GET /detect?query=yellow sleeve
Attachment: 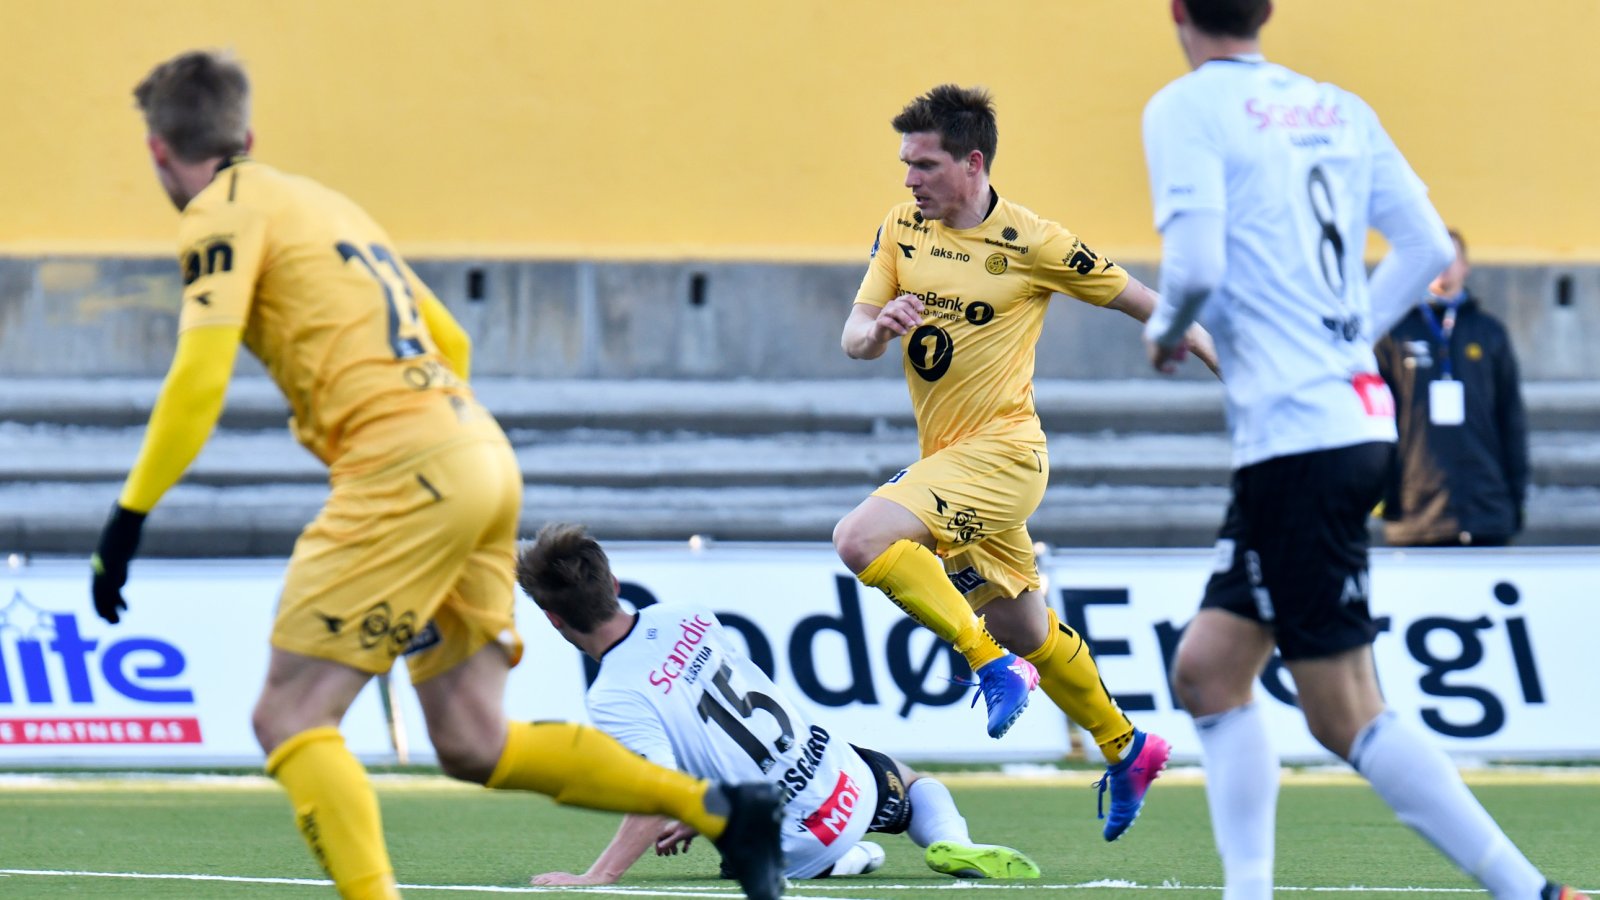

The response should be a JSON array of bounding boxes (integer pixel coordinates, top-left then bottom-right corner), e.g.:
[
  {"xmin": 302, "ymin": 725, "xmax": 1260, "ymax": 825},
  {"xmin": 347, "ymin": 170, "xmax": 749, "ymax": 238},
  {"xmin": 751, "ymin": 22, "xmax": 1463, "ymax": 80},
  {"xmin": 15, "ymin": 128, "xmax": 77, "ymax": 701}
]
[
  {"xmin": 1033, "ymin": 221, "xmax": 1129, "ymax": 307},
  {"xmin": 851, "ymin": 212, "xmax": 901, "ymax": 309},
  {"xmin": 418, "ymin": 294, "xmax": 471, "ymax": 379},
  {"xmin": 118, "ymin": 325, "xmax": 243, "ymax": 513}
]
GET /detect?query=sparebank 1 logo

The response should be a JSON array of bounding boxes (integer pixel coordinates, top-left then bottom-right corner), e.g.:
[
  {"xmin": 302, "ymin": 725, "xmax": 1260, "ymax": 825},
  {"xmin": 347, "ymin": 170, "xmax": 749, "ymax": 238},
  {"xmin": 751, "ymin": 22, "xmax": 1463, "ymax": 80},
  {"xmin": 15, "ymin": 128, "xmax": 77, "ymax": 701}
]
[{"xmin": 0, "ymin": 590, "xmax": 194, "ymax": 706}]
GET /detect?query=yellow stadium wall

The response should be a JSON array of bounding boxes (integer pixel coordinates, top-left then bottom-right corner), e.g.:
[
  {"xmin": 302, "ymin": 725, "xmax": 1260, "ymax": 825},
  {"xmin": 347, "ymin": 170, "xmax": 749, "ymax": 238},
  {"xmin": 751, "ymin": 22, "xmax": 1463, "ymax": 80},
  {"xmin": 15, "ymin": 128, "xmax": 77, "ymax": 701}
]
[{"xmin": 3, "ymin": 0, "xmax": 1597, "ymax": 262}]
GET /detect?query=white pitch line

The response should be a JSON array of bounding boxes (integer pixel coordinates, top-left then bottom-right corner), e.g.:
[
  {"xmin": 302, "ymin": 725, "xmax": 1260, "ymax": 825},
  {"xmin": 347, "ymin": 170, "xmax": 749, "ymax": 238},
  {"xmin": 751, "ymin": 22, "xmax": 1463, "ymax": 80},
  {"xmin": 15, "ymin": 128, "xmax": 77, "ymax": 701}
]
[
  {"xmin": 6, "ymin": 869, "xmax": 1589, "ymax": 896},
  {"xmin": 0, "ymin": 869, "xmax": 874, "ymax": 899},
  {"xmin": 751, "ymin": 884, "xmax": 1490, "ymax": 894}
]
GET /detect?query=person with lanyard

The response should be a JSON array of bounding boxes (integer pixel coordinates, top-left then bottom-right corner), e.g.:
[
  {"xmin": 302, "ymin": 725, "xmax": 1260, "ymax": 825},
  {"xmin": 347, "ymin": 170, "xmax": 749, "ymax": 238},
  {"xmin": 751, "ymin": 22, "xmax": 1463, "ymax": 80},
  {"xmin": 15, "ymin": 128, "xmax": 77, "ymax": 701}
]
[{"xmin": 1375, "ymin": 229, "xmax": 1529, "ymax": 547}]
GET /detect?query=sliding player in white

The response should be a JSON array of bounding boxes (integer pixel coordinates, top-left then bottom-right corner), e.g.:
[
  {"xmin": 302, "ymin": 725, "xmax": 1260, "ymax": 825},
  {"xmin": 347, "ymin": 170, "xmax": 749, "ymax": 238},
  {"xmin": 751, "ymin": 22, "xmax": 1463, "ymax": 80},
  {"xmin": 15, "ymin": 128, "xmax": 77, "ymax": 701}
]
[
  {"xmin": 516, "ymin": 523, "xmax": 1040, "ymax": 886},
  {"xmin": 1142, "ymin": 3, "xmax": 1588, "ymax": 899}
]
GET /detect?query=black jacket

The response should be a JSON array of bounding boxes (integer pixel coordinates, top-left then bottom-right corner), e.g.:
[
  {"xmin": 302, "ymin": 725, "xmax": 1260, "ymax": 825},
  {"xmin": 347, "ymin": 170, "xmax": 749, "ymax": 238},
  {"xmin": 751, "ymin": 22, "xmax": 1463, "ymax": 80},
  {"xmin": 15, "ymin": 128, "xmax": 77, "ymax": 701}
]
[{"xmin": 1374, "ymin": 296, "xmax": 1528, "ymax": 545}]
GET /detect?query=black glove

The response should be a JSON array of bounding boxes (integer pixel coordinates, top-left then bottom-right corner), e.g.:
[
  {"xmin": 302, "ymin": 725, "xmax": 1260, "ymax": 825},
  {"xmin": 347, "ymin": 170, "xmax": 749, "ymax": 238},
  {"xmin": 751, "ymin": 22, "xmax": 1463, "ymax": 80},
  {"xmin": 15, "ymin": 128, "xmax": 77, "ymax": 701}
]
[{"xmin": 91, "ymin": 504, "xmax": 147, "ymax": 624}]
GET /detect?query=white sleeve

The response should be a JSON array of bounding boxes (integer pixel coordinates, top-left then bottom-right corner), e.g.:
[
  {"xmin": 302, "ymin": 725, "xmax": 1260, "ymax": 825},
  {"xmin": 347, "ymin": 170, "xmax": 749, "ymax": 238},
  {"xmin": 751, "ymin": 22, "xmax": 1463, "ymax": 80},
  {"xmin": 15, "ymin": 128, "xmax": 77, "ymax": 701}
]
[
  {"xmin": 1145, "ymin": 210, "xmax": 1227, "ymax": 347},
  {"xmin": 1143, "ymin": 85, "xmax": 1227, "ymax": 230},
  {"xmin": 587, "ymin": 689, "xmax": 679, "ymax": 770},
  {"xmin": 1362, "ymin": 104, "xmax": 1453, "ymax": 340}
]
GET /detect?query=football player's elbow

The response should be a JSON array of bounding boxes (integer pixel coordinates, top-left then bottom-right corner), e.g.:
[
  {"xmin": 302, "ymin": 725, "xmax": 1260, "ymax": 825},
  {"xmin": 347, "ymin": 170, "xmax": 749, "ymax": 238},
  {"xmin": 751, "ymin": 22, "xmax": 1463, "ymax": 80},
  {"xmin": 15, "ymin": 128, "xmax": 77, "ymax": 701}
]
[{"xmin": 1426, "ymin": 230, "xmax": 1456, "ymax": 276}]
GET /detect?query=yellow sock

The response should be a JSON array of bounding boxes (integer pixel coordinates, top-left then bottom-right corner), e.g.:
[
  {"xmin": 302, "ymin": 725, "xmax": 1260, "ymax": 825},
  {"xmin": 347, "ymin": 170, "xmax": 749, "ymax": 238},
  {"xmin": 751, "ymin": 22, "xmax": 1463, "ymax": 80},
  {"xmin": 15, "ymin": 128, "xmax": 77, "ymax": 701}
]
[
  {"xmin": 1024, "ymin": 608, "xmax": 1136, "ymax": 763},
  {"xmin": 486, "ymin": 721, "xmax": 730, "ymax": 840},
  {"xmin": 265, "ymin": 727, "xmax": 398, "ymax": 900},
  {"xmin": 859, "ymin": 539, "xmax": 1005, "ymax": 670}
]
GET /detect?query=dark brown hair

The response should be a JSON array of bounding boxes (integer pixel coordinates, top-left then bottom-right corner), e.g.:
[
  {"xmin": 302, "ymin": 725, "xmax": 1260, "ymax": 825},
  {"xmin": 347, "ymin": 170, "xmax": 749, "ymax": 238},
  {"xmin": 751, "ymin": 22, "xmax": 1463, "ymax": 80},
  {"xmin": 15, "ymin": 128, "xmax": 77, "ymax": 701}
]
[
  {"xmin": 892, "ymin": 84, "xmax": 998, "ymax": 172},
  {"xmin": 1182, "ymin": 0, "xmax": 1272, "ymax": 38},
  {"xmin": 515, "ymin": 523, "xmax": 622, "ymax": 634}
]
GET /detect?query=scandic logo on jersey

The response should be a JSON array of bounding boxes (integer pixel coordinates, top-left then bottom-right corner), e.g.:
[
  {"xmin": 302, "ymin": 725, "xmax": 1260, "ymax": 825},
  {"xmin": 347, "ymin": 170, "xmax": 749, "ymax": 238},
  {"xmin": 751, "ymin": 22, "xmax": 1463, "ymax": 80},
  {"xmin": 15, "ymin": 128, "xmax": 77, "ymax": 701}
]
[
  {"xmin": 647, "ymin": 614, "xmax": 716, "ymax": 694},
  {"xmin": 801, "ymin": 771, "xmax": 862, "ymax": 846},
  {"xmin": 1245, "ymin": 98, "xmax": 1344, "ymax": 131}
]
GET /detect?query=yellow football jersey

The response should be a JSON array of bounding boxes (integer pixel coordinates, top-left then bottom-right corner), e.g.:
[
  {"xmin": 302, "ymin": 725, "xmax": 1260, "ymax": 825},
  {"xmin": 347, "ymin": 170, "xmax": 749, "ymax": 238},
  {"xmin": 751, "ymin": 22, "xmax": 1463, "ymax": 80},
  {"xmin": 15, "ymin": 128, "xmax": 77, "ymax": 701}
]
[
  {"xmin": 854, "ymin": 192, "xmax": 1130, "ymax": 455},
  {"xmin": 175, "ymin": 159, "xmax": 493, "ymax": 476}
]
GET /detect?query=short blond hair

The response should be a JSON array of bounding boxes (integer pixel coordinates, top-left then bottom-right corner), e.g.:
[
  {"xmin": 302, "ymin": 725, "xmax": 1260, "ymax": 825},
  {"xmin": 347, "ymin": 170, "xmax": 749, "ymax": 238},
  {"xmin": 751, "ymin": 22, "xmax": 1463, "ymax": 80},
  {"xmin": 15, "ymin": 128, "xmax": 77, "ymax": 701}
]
[{"xmin": 133, "ymin": 50, "xmax": 250, "ymax": 162}]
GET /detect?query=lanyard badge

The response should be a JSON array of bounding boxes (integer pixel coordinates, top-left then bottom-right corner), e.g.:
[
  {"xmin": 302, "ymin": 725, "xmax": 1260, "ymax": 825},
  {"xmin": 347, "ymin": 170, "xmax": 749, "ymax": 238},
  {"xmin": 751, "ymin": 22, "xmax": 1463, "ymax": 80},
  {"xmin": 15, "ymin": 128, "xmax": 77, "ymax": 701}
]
[{"xmin": 1420, "ymin": 300, "xmax": 1463, "ymax": 425}]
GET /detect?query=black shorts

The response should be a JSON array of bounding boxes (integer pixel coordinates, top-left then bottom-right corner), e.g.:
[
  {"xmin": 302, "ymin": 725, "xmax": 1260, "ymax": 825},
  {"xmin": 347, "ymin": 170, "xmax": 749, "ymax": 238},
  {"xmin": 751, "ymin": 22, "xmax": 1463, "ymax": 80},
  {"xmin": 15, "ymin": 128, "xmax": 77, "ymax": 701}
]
[
  {"xmin": 850, "ymin": 744, "xmax": 911, "ymax": 835},
  {"xmin": 1201, "ymin": 441, "xmax": 1392, "ymax": 661}
]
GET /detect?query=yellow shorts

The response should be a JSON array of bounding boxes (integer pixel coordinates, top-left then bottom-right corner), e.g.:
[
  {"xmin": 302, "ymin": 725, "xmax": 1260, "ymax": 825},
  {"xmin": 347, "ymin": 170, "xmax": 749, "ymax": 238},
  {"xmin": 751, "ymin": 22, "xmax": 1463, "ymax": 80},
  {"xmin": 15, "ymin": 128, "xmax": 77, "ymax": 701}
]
[
  {"xmin": 272, "ymin": 435, "xmax": 525, "ymax": 684},
  {"xmin": 871, "ymin": 432, "xmax": 1048, "ymax": 608}
]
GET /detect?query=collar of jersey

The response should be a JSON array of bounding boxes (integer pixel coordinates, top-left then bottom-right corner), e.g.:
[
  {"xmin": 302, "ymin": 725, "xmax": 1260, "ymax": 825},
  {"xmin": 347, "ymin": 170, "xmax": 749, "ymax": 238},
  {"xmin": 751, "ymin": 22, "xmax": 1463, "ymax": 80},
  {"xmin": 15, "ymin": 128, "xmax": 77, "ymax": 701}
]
[
  {"xmin": 1207, "ymin": 53, "xmax": 1266, "ymax": 65},
  {"xmin": 598, "ymin": 612, "xmax": 640, "ymax": 660}
]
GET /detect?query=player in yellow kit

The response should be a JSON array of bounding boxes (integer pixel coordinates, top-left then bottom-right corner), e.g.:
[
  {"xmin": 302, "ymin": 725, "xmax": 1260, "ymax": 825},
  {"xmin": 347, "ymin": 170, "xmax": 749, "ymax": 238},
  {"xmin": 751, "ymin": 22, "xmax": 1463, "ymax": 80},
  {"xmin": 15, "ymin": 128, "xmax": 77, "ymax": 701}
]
[
  {"xmin": 833, "ymin": 84, "xmax": 1217, "ymax": 841},
  {"xmin": 88, "ymin": 50, "xmax": 782, "ymax": 900}
]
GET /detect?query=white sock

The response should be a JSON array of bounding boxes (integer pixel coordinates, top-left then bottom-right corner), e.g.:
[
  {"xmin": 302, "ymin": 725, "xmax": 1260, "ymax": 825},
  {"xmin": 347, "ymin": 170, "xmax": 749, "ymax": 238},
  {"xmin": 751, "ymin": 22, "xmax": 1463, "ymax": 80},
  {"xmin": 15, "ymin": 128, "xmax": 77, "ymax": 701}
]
[
  {"xmin": 907, "ymin": 778, "xmax": 971, "ymax": 847},
  {"xmin": 1194, "ymin": 702, "xmax": 1277, "ymax": 900},
  {"xmin": 828, "ymin": 841, "xmax": 886, "ymax": 877},
  {"xmin": 1350, "ymin": 711, "xmax": 1545, "ymax": 900}
]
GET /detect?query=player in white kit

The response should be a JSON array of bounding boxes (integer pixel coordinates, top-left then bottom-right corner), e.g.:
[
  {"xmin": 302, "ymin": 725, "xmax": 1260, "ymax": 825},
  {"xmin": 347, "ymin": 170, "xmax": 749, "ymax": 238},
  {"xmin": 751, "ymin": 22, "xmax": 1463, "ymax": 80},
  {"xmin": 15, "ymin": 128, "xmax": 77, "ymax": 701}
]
[
  {"xmin": 515, "ymin": 523, "xmax": 1040, "ymax": 886},
  {"xmin": 1140, "ymin": 3, "xmax": 1588, "ymax": 900}
]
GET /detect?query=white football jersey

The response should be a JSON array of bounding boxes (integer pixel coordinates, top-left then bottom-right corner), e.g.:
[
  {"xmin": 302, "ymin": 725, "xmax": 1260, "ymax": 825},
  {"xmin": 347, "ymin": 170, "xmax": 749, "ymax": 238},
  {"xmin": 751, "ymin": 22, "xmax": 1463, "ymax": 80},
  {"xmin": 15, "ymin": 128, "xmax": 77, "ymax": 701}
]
[
  {"xmin": 1143, "ymin": 57, "xmax": 1430, "ymax": 468},
  {"xmin": 587, "ymin": 602, "xmax": 876, "ymax": 879}
]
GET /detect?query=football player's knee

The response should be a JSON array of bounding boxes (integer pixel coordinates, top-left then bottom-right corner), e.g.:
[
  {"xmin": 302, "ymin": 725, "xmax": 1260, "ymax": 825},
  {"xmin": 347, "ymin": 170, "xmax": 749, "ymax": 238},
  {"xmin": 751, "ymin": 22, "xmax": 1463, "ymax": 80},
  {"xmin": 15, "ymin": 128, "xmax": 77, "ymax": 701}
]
[
  {"xmin": 250, "ymin": 707, "xmax": 277, "ymax": 754},
  {"xmin": 832, "ymin": 518, "xmax": 878, "ymax": 573},
  {"xmin": 1170, "ymin": 651, "xmax": 1220, "ymax": 715},
  {"xmin": 252, "ymin": 701, "xmax": 298, "ymax": 755},
  {"xmin": 433, "ymin": 732, "xmax": 498, "ymax": 784}
]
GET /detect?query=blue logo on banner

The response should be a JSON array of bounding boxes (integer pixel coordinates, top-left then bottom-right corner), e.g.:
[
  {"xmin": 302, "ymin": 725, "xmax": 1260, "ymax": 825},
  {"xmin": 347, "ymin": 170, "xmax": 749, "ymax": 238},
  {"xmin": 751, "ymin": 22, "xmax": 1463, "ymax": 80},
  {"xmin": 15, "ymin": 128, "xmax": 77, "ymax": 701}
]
[{"xmin": 0, "ymin": 591, "xmax": 194, "ymax": 705}]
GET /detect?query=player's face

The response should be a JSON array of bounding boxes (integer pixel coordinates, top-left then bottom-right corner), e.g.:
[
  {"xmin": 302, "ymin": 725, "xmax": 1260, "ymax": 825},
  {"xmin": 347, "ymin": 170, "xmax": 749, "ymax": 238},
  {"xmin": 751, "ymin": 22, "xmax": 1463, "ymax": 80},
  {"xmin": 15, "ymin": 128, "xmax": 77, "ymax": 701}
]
[
  {"xmin": 145, "ymin": 135, "xmax": 193, "ymax": 211},
  {"xmin": 900, "ymin": 132, "xmax": 974, "ymax": 221}
]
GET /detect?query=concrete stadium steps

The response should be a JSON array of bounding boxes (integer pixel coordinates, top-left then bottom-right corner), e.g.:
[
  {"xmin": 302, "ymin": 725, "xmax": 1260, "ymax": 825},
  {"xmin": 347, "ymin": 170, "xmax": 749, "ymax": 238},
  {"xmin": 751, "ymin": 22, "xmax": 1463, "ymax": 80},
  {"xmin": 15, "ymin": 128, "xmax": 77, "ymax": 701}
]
[
  {"xmin": 6, "ymin": 424, "xmax": 1600, "ymax": 490},
  {"xmin": 7, "ymin": 377, "xmax": 1600, "ymax": 432},
  {"xmin": 3, "ymin": 377, "xmax": 1598, "ymax": 556},
  {"xmin": 5, "ymin": 478, "xmax": 1597, "ymax": 558}
]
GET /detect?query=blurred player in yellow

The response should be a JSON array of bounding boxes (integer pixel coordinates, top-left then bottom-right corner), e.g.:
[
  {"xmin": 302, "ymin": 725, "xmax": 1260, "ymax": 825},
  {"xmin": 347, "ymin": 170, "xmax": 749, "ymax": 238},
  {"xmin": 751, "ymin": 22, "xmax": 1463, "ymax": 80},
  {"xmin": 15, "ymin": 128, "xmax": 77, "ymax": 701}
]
[
  {"xmin": 834, "ymin": 84, "xmax": 1216, "ymax": 841},
  {"xmin": 88, "ymin": 50, "xmax": 783, "ymax": 900}
]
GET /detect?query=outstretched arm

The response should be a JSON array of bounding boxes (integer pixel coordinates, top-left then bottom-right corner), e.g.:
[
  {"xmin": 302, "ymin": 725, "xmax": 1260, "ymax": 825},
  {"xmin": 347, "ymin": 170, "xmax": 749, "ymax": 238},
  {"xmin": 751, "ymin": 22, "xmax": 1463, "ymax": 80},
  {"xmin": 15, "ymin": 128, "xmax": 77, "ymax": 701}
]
[{"xmin": 531, "ymin": 813, "xmax": 669, "ymax": 886}]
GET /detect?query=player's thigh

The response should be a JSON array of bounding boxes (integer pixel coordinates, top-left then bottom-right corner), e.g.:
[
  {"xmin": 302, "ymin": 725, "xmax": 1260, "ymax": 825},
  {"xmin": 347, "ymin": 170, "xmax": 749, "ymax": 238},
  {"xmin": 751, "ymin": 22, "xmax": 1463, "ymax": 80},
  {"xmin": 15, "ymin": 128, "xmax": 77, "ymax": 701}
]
[
  {"xmin": 1205, "ymin": 443, "xmax": 1389, "ymax": 663},
  {"xmin": 833, "ymin": 495, "xmax": 936, "ymax": 572},
  {"xmin": 253, "ymin": 647, "xmax": 375, "ymax": 752},
  {"xmin": 412, "ymin": 642, "xmax": 513, "ymax": 777},
  {"xmin": 1171, "ymin": 608, "xmax": 1276, "ymax": 716},
  {"xmin": 873, "ymin": 434, "xmax": 1046, "ymax": 556},
  {"xmin": 274, "ymin": 438, "xmax": 519, "ymax": 676}
]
